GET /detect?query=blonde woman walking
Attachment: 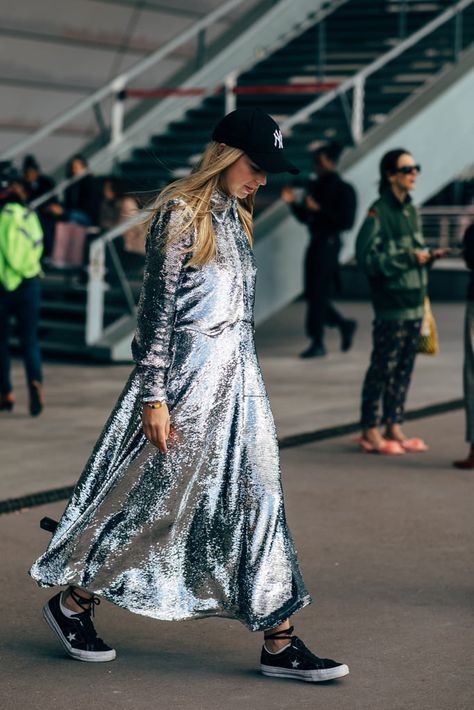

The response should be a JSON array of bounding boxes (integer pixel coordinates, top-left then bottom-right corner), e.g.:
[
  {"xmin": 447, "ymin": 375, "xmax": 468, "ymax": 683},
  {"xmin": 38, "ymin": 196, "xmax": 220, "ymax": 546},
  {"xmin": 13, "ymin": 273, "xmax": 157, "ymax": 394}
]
[{"xmin": 30, "ymin": 109, "xmax": 349, "ymax": 683}]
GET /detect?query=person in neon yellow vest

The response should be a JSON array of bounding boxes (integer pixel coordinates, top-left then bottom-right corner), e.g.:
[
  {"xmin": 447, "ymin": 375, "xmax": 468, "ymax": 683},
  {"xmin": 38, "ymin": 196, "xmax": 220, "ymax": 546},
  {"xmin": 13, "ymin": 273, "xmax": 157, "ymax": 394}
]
[{"xmin": 0, "ymin": 177, "xmax": 44, "ymax": 415}]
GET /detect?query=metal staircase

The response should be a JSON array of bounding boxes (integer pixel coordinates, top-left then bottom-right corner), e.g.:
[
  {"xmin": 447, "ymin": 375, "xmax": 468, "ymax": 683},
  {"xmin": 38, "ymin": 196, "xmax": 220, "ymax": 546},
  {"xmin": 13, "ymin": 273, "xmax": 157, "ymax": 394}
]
[
  {"xmin": 119, "ymin": 0, "xmax": 466, "ymax": 213},
  {"xmin": 4, "ymin": 0, "xmax": 474, "ymax": 359}
]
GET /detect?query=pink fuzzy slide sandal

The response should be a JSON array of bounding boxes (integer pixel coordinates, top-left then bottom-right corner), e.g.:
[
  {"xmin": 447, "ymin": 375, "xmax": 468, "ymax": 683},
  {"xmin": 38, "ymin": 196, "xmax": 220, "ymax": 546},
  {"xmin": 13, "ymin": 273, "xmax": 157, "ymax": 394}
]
[
  {"xmin": 356, "ymin": 438, "xmax": 405, "ymax": 455},
  {"xmin": 398, "ymin": 437, "xmax": 428, "ymax": 453}
]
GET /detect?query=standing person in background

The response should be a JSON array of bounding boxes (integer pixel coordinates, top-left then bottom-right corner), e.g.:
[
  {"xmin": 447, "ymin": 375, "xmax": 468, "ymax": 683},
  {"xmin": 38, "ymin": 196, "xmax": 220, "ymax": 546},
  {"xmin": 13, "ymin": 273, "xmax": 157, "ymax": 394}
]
[
  {"xmin": 99, "ymin": 177, "xmax": 124, "ymax": 233},
  {"xmin": 0, "ymin": 178, "xmax": 44, "ymax": 415},
  {"xmin": 99, "ymin": 177, "xmax": 144, "ymax": 280},
  {"xmin": 281, "ymin": 141, "xmax": 357, "ymax": 358},
  {"xmin": 64, "ymin": 154, "xmax": 100, "ymax": 227},
  {"xmin": 355, "ymin": 149, "xmax": 447, "ymax": 455},
  {"xmin": 22, "ymin": 155, "xmax": 62, "ymax": 259},
  {"xmin": 99, "ymin": 177, "xmax": 144, "ymax": 256},
  {"xmin": 453, "ymin": 221, "xmax": 474, "ymax": 469}
]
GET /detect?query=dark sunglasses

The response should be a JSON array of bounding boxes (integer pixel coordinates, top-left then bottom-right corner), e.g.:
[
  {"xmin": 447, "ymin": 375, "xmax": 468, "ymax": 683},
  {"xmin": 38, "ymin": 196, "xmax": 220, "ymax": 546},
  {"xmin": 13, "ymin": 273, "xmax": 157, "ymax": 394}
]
[{"xmin": 396, "ymin": 165, "xmax": 421, "ymax": 175}]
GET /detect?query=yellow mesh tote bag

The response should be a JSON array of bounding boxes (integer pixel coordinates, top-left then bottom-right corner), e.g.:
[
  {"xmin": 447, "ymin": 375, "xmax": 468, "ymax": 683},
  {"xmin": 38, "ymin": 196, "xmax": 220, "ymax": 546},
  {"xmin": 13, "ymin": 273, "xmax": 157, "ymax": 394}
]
[{"xmin": 418, "ymin": 297, "xmax": 439, "ymax": 355}]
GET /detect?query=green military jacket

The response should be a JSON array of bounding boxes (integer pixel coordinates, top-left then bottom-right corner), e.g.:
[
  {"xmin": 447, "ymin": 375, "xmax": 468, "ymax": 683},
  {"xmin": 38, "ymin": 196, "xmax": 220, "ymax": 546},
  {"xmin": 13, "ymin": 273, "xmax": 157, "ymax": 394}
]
[
  {"xmin": 0, "ymin": 202, "xmax": 43, "ymax": 291},
  {"xmin": 355, "ymin": 189, "xmax": 427, "ymax": 320}
]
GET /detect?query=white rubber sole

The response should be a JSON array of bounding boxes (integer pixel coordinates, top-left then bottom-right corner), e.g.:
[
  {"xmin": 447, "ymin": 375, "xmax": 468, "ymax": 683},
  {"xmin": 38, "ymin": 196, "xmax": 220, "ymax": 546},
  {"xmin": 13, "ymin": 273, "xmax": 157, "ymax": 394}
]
[
  {"xmin": 42, "ymin": 603, "xmax": 116, "ymax": 662},
  {"xmin": 261, "ymin": 663, "xmax": 350, "ymax": 682}
]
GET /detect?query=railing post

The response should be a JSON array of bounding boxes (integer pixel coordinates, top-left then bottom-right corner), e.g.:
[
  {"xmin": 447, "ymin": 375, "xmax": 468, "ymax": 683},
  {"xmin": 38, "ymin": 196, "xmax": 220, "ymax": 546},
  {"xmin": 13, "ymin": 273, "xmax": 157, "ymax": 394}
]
[
  {"xmin": 86, "ymin": 239, "xmax": 106, "ymax": 345},
  {"xmin": 225, "ymin": 72, "xmax": 238, "ymax": 114},
  {"xmin": 439, "ymin": 216, "xmax": 450, "ymax": 249},
  {"xmin": 317, "ymin": 20, "xmax": 326, "ymax": 79},
  {"xmin": 351, "ymin": 75, "xmax": 365, "ymax": 145},
  {"xmin": 110, "ymin": 78, "xmax": 126, "ymax": 148},
  {"xmin": 398, "ymin": 0, "xmax": 408, "ymax": 39},
  {"xmin": 454, "ymin": 10, "xmax": 463, "ymax": 61},
  {"xmin": 196, "ymin": 28, "xmax": 207, "ymax": 69}
]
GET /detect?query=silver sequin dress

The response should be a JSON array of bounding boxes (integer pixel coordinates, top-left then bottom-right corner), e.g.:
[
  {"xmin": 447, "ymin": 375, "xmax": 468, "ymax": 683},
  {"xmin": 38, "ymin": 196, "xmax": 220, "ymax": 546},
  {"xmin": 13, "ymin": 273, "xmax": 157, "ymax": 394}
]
[{"xmin": 30, "ymin": 191, "xmax": 311, "ymax": 631}]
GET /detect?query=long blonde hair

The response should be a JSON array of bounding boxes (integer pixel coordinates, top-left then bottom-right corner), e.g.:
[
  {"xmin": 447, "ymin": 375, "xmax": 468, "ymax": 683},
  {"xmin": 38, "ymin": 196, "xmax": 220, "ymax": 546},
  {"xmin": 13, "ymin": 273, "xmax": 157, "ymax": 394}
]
[{"xmin": 146, "ymin": 142, "xmax": 255, "ymax": 267}]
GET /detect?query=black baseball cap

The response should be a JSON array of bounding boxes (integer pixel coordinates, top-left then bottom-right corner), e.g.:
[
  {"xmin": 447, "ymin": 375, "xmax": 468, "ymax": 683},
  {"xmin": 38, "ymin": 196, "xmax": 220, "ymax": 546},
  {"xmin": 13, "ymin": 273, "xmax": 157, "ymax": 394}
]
[{"xmin": 212, "ymin": 108, "xmax": 299, "ymax": 175}]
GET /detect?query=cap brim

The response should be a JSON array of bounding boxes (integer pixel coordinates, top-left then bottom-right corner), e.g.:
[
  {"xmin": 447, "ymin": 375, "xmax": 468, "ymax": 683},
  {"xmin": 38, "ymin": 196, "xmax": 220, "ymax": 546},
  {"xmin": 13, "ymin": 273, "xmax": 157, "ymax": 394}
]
[{"xmin": 247, "ymin": 151, "xmax": 300, "ymax": 175}]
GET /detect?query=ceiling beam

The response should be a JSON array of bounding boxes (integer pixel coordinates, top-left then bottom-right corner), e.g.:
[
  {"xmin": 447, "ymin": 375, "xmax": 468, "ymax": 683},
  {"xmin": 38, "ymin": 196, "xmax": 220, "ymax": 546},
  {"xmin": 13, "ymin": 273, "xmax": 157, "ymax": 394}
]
[
  {"xmin": 0, "ymin": 25, "xmax": 198, "ymax": 59},
  {"xmin": 0, "ymin": 76, "xmax": 95, "ymax": 94},
  {"xmin": 0, "ymin": 120, "xmax": 95, "ymax": 138},
  {"xmin": 86, "ymin": 0, "xmax": 207, "ymax": 20}
]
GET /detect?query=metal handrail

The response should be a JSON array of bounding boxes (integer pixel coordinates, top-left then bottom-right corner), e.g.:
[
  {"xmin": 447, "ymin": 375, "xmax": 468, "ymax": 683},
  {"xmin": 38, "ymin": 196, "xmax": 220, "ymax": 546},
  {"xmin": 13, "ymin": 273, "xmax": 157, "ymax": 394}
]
[
  {"xmin": 420, "ymin": 206, "xmax": 474, "ymax": 252},
  {"xmin": 26, "ymin": 0, "xmax": 347, "ymax": 215},
  {"xmin": 0, "ymin": 0, "xmax": 247, "ymax": 163},
  {"xmin": 281, "ymin": 0, "xmax": 474, "ymax": 134}
]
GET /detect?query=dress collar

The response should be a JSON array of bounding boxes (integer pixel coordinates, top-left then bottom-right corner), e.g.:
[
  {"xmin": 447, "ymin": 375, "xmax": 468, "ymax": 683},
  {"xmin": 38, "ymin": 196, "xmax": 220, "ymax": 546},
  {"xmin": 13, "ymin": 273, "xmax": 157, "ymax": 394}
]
[{"xmin": 211, "ymin": 189, "xmax": 237, "ymax": 212}]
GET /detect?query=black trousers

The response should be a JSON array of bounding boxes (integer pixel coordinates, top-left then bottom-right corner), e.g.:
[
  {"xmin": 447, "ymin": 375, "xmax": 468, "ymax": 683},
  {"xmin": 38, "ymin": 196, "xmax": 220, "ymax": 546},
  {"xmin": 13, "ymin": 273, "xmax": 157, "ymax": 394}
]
[
  {"xmin": 304, "ymin": 238, "xmax": 345, "ymax": 345},
  {"xmin": 0, "ymin": 277, "xmax": 42, "ymax": 394},
  {"xmin": 360, "ymin": 318, "xmax": 422, "ymax": 428}
]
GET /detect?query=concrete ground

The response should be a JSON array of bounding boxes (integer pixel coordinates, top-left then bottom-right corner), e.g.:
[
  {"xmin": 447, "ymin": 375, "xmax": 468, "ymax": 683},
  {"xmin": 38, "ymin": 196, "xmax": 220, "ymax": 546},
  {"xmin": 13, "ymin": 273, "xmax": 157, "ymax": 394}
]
[
  {"xmin": 1, "ymin": 300, "xmax": 472, "ymax": 709},
  {"xmin": 0, "ymin": 301, "xmax": 465, "ymax": 500},
  {"xmin": 1, "ymin": 411, "xmax": 473, "ymax": 710}
]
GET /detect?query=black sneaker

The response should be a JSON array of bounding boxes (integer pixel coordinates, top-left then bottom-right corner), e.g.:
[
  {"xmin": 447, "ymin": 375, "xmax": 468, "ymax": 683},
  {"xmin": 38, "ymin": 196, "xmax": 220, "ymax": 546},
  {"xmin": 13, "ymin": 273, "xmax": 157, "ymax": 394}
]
[
  {"xmin": 299, "ymin": 343, "xmax": 327, "ymax": 359},
  {"xmin": 261, "ymin": 627, "xmax": 349, "ymax": 682},
  {"xmin": 29, "ymin": 380, "xmax": 44, "ymax": 417},
  {"xmin": 43, "ymin": 591, "xmax": 116, "ymax": 662},
  {"xmin": 340, "ymin": 319, "xmax": 357, "ymax": 352}
]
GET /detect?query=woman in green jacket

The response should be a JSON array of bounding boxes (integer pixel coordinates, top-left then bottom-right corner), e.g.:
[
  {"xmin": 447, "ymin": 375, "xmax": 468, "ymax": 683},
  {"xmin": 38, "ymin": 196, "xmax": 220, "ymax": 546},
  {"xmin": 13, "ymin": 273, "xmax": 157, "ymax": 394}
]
[{"xmin": 355, "ymin": 149, "xmax": 445, "ymax": 454}]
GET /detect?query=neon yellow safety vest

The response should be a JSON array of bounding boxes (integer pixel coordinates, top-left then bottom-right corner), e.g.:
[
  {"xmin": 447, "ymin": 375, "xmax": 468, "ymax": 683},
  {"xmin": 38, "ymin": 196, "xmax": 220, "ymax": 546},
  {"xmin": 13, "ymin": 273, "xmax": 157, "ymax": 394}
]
[{"xmin": 0, "ymin": 202, "xmax": 43, "ymax": 291}]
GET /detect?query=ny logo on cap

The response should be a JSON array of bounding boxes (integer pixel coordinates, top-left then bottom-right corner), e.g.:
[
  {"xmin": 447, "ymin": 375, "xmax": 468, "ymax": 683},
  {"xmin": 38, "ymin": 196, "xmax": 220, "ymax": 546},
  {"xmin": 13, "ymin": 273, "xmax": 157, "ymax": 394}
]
[{"xmin": 273, "ymin": 129, "xmax": 283, "ymax": 149}]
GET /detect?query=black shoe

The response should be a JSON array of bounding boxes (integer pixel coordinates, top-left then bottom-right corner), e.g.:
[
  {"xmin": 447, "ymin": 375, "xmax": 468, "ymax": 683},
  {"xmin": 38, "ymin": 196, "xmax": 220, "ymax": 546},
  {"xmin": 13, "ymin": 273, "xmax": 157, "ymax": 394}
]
[
  {"xmin": 261, "ymin": 626, "xmax": 349, "ymax": 682},
  {"xmin": 340, "ymin": 319, "xmax": 357, "ymax": 352},
  {"xmin": 299, "ymin": 343, "xmax": 327, "ymax": 359},
  {"xmin": 29, "ymin": 381, "xmax": 44, "ymax": 417},
  {"xmin": 0, "ymin": 392, "xmax": 15, "ymax": 411},
  {"xmin": 43, "ymin": 590, "xmax": 116, "ymax": 662}
]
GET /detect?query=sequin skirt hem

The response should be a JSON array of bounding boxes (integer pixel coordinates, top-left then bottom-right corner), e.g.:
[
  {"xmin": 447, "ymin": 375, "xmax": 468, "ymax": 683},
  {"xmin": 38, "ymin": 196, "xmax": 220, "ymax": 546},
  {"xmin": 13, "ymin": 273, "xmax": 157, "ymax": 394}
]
[{"xmin": 30, "ymin": 569, "xmax": 312, "ymax": 632}]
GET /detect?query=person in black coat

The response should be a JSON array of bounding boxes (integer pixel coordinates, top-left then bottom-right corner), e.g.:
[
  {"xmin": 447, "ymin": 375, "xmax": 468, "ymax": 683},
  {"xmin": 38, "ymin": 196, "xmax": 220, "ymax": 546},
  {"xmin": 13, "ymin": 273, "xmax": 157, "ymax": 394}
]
[
  {"xmin": 282, "ymin": 142, "xmax": 357, "ymax": 357},
  {"xmin": 454, "ymin": 221, "xmax": 474, "ymax": 469},
  {"xmin": 63, "ymin": 154, "xmax": 101, "ymax": 227},
  {"xmin": 23, "ymin": 155, "xmax": 62, "ymax": 259}
]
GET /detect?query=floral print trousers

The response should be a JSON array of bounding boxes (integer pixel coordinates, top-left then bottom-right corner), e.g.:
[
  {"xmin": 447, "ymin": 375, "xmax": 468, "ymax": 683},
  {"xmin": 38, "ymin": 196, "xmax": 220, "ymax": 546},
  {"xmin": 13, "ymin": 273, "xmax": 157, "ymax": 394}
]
[{"xmin": 360, "ymin": 318, "xmax": 422, "ymax": 428}]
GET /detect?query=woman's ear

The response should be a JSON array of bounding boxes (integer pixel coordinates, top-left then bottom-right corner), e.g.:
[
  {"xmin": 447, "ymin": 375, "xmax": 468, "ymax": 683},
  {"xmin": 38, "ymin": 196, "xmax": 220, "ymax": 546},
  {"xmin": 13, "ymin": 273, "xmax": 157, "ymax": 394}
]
[{"xmin": 217, "ymin": 143, "xmax": 227, "ymax": 153}]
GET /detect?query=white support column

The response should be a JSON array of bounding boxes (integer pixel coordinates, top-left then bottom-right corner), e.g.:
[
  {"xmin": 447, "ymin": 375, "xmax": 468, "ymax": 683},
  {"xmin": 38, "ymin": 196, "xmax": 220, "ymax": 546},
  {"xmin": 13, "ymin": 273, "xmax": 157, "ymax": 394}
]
[
  {"xmin": 86, "ymin": 239, "xmax": 106, "ymax": 345},
  {"xmin": 110, "ymin": 78, "xmax": 126, "ymax": 148},
  {"xmin": 224, "ymin": 72, "xmax": 238, "ymax": 114},
  {"xmin": 351, "ymin": 75, "xmax": 365, "ymax": 145}
]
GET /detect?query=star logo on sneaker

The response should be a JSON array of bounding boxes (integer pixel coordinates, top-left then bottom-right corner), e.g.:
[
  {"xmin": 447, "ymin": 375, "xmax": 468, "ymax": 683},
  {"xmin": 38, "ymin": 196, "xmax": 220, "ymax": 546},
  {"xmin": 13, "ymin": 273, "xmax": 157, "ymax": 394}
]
[
  {"xmin": 291, "ymin": 659, "xmax": 300, "ymax": 668},
  {"xmin": 67, "ymin": 632, "xmax": 77, "ymax": 642}
]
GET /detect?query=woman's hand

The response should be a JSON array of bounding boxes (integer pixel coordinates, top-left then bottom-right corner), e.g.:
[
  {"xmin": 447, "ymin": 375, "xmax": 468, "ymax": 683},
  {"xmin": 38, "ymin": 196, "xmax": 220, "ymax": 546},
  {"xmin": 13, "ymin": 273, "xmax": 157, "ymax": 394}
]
[
  {"xmin": 414, "ymin": 249, "xmax": 432, "ymax": 265},
  {"xmin": 142, "ymin": 403, "xmax": 170, "ymax": 453}
]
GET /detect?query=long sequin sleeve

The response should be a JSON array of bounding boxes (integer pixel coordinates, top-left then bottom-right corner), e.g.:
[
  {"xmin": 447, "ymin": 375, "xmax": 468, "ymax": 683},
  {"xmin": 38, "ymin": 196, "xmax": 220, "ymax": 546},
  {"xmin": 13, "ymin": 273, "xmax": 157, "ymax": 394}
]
[{"xmin": 131, "ymin": 204, "xmax": 192, "ymax": 402}]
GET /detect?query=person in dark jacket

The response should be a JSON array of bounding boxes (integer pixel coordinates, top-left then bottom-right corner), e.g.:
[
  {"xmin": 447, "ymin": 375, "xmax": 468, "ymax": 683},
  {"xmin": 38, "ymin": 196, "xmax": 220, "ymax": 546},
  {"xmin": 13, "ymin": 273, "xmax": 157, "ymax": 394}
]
[
  {"xmin": 23, "ymin": 155, "xmax": 62, "ymax": 259},
  {"xmin": 355, "ymin": 149, "xmax": 447, "ymax": 455},
  {"xmin": 453, "ymin": 221, "xmax": 474, "ymax": 469},
  {"xmin": 282, "ymin": 142, "xmax": 357, "ymax": 357},
  {"xmin": 63, "ymin": 154, "xmax": 100, "ymax": 227}
]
